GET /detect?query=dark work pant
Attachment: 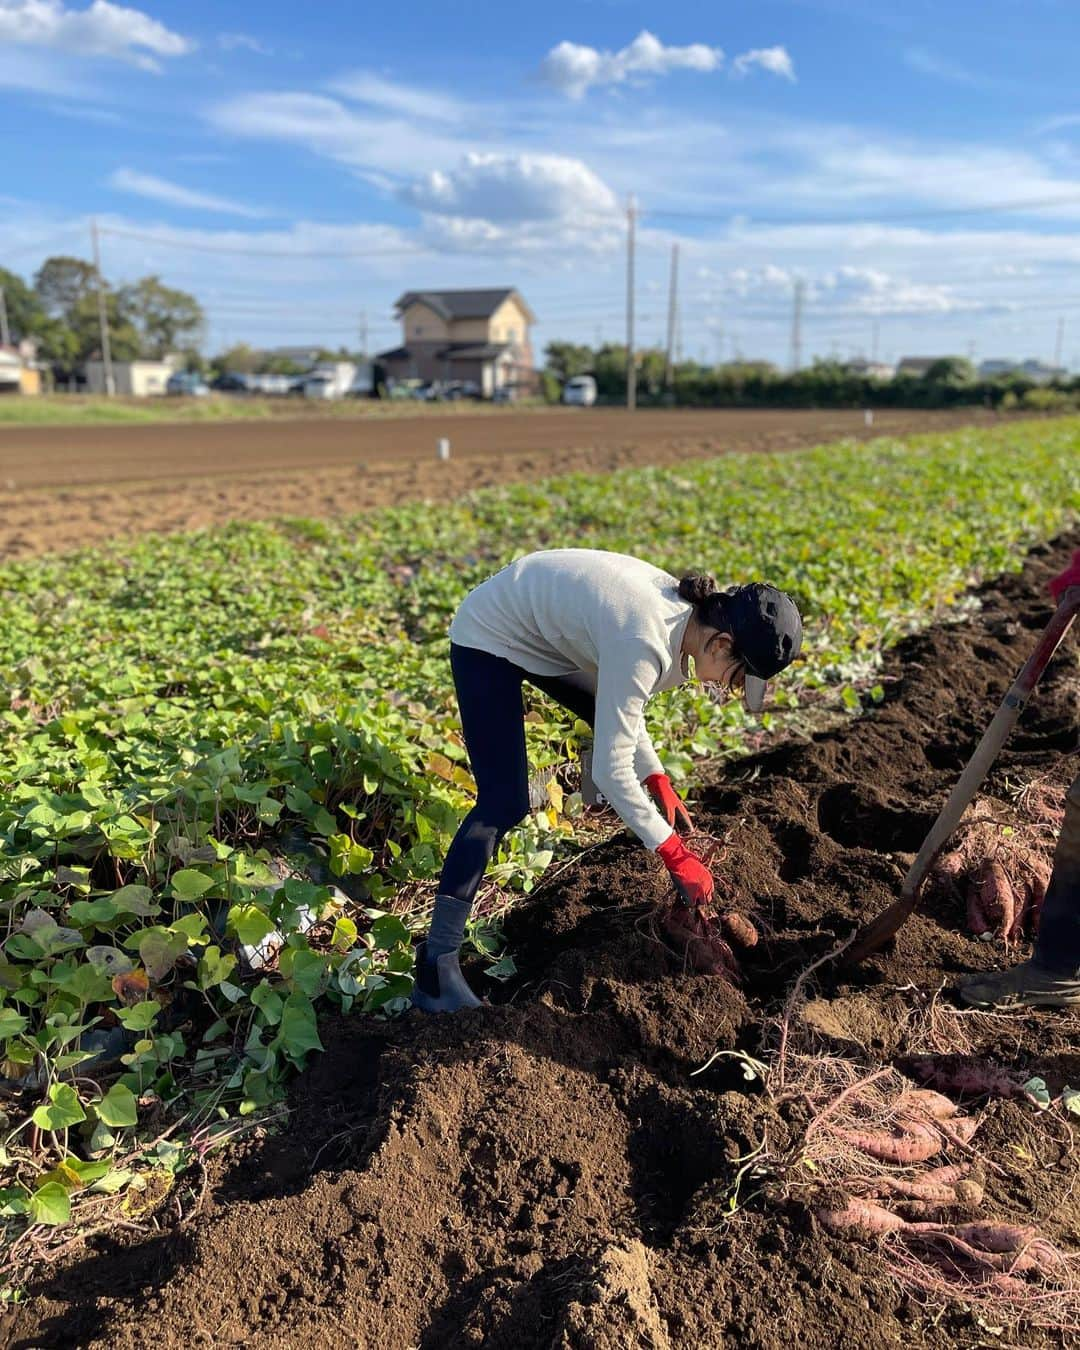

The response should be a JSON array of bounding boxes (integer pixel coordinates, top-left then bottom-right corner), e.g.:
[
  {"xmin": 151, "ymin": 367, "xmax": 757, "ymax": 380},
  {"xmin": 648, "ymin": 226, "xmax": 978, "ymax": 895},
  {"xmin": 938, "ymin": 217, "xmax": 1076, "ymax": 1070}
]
[
  {"xmin": 438, "ymin": 643, "xmax": 596, "ymax": 905},
  {"xmin": 1033, "ymin": 769, "xmax": 1080, "ymax": 974}
]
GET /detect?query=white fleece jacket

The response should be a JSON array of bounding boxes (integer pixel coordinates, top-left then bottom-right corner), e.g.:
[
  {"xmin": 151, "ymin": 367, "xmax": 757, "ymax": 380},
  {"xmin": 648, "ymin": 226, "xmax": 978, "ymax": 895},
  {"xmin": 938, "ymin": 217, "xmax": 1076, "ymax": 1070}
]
[{"xmin": 449, "ymin": 548, "xmax": 692, "ymax": 850}]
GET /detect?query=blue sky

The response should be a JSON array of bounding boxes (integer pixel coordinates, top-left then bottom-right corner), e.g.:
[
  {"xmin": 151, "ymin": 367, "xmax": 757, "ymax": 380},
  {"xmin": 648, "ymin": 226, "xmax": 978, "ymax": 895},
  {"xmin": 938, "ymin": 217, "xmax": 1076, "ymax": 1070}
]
[{"xmin": 5, "ymin": 0, "xmax": 1080, "ymax": 367}]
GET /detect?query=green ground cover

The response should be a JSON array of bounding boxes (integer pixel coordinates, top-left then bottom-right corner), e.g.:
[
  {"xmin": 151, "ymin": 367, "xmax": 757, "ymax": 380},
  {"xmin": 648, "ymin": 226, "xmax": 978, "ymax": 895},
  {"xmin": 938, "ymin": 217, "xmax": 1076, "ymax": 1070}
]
[
  {"xmin": 0, "ymin": 419, "xmax": 1077, "ymax": 1246},
  {"xmin": 0, "ymin": 396, "xmax": 547, "ymax": 427}
]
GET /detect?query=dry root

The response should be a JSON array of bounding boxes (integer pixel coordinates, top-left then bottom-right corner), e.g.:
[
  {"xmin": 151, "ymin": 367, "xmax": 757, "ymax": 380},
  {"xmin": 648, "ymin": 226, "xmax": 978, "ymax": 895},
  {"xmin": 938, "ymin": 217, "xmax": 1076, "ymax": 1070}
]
[{"xmin": 927, "ymin": 791, "xmax": 1061, "ymax": 945}]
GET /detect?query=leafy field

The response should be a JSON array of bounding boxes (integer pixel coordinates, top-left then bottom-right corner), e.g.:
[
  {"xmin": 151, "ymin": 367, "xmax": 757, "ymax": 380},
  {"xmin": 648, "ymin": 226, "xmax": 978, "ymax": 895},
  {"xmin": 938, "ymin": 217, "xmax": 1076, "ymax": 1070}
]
[{"xmin": 0, "ymin": 418, "xmax": 1077, "ymax": 1253}]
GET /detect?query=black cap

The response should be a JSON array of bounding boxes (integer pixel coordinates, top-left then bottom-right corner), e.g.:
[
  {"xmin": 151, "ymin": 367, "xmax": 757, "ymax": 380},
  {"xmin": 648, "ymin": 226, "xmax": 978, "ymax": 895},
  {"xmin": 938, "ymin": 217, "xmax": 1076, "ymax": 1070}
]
[{"xmin": 720, "ymin": 583, "xmax": 803, "ymax": 712}]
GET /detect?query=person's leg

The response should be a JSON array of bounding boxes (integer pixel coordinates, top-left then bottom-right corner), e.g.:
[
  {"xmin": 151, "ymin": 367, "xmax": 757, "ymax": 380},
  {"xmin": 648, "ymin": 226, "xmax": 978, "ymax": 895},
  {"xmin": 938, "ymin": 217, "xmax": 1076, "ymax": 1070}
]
[
  {"xmin": 414, "ymin": 644, "xmax": 531, "ymax": 1012},
  {"xmin": 1032, "ymin": 771, "xmax": 1080, "ymax": 972},
  {"xmin": 960, "ymin": 768, "xmax": 1080, "ymax": 1009},
  {"xmin": 527, "ymin": 669, "xmax": 597, "ymax": 728}
]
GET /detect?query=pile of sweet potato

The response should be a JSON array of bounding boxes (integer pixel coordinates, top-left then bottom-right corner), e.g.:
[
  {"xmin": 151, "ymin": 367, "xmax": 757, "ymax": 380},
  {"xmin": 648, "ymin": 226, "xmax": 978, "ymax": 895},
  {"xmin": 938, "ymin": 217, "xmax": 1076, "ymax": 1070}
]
[
  {"xmin": 814, "ymin": 1088, "xmax": 1074, "ymax": 1292},
  {"xmin": 927, "ymin": 789, "xmax": 1062, "ymax": 943}
]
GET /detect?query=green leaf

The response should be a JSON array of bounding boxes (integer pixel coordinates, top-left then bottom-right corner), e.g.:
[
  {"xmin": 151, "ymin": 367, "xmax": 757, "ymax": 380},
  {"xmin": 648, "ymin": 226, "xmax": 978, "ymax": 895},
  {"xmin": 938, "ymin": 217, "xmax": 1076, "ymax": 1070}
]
[
  {"xmin": 0, "ymin": 1186, "xmax": 30, "ymax": 1217},
  {"xmin": 331, "ymin": 916, "xmax": 358, "ymax": 951},
  {"xmin": 32, "ymin": 1082, "xmax": 86, "ymax": 1131},
  {"xmin": 227, "ymin": 903, "xmax": 277, "ymax": 947},
  {"xmin": 171, "ymin": 869, "xmax": 216, "ymax": 901},
  {"xmin": 1062, "ymin": 1086, "xmax": 1080, "ymax": 1117},
  {"xmin": 68, "ymin": 897, "xmax": 119, "ymax": 927},
  {"xmin": 116, "ymin": 1000, "xmax": 160, "ymax": 1031},
  {"xmin": 198, "ymin": 945, "xmax": 237, "ymax": 990},
  {"xmin": 29, "ymin": 1181, "xmax": 70, "ymax": 1226},
  {"xmin": 285, "ymin": 948, "xmax": 327, "ymax": 997},
  {"xmin": 483, "ymin": 953, "xmax": 518, "ymax": 982},
  {"xmin": 370, "ymin": 914, "xmax": 410, "ymax": 951},
  {"xmin": 138, "ymin": 929, "xmax": 188, "ymax": 981},
  {"xmin": 277, "ymin": 993, "xmax": 323, "ymax": 1064},
  {"xmin": 95, "ymin": 1083, "xmax": 138, "ymax": 1128},
  {"xmin": 1022, "ymin": 1076, "xmax": 1051, "ymax": 1109},
  {"xmin": 109, "ymin": 885, "xmax": 159, "ymax": 916},
  {"xmin": 0, "ymin": 1008, "xmax": 28, "ymax": 1040},
  {"xmin": 251, "ymin": 980, "xmax": 284, "ymax": 1026}
]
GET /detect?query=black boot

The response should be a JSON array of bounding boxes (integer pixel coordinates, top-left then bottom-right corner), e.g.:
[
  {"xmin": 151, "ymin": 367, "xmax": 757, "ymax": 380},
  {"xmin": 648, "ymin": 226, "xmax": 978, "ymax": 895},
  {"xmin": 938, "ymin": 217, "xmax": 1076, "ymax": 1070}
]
[{"xmin": 410, "ymin": 942, "xmax": 482, "ymax": 1013}]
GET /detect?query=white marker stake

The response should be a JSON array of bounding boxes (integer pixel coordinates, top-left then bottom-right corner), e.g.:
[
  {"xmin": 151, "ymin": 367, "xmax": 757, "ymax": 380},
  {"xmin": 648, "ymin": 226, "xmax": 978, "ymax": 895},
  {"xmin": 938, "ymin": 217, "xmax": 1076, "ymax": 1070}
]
[
  {"xmin": 437, "ymin": 437, "xmax": 451, "ymax": 461},
  {"xmin": 864, "ymin": 409, "xmax": 874, "ymax": 427}
]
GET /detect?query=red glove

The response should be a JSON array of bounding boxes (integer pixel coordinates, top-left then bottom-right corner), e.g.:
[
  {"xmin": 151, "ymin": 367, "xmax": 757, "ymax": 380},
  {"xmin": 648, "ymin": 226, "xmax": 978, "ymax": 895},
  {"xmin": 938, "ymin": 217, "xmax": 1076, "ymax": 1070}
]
[
  {"xmin": 656, "ymin": 832, "xmax": 714, "ymax": 907},
  {"xmin": 1050, "ymin": 549, "xmax": 1080, "ymax": 602},
  {"xmin": 643, "ymin": 773, "xmax": 693, "ymax": 832}
]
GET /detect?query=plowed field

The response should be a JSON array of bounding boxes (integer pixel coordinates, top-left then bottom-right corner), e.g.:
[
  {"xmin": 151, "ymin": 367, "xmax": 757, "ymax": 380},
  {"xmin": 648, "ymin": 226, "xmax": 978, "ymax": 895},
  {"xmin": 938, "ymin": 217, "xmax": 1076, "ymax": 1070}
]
[{"xmin": 0, "ymin": 407, "xmax": 1003, "ymax": 560}]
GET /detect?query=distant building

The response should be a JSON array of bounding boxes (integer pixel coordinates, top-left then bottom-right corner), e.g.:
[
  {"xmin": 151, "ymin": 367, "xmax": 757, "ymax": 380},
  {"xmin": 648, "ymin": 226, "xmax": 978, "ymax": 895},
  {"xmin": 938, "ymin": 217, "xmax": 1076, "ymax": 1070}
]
[
  {"xmin": 261, "ymin": 346, "xmax": 324, "ymax": 371},
  {"xmin": 978, "ymin": 359, "xmax": 1018, "ymax": 380},
  {"xmin": 377, "ymin": 288, "xmax": 537, "ymax": 399},
  {"xmin": 896, "ymin": 357, "xmax": 950, "ymax": 377},
  {"xmin": 845, "ymin": 358, "xmax": 895, "ymax": 380},
  {"xmin": 0, "ymin": 340, "xmax": 41, "ymax": 395},
  {"xmin": 85, "ymin": 355, "xmax": 182, "ymax": 397},
  {"xmin": 978, "ymin": 358, "xmax": 1068, "ymax": 384},
  {"xmin": 1019, "ymin": 359, "xmax": 1068, "ymax": 384}
]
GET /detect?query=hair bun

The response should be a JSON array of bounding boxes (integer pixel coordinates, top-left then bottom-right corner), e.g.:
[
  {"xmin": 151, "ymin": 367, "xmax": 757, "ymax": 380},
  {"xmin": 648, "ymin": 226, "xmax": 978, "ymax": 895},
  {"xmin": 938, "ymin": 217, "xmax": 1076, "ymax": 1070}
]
[{"xmin": 678, "ymin": 573, "xmax": 718, "ymax": 606}]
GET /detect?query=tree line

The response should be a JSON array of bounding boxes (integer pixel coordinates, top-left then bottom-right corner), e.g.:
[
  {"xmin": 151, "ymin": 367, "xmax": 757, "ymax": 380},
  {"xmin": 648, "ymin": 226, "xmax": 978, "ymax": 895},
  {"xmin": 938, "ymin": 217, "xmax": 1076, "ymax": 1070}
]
[
  {"xmin": 542, "ymin": 342, "xmax": 1079, "ymax": 411},
  {"xmin": 0, "ymin": 257, "xmax": 356, "ymax": 387}
]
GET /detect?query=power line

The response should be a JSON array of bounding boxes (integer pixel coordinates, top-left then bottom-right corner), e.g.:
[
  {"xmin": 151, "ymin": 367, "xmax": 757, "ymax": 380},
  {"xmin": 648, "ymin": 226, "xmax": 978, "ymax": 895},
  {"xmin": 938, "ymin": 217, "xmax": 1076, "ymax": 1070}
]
[
  {"xmin": 97, "ymin": 225, "xmax": 429, "ymax": 259},
  {"xmin": 642, "ymin": 191, "xmax": 1080, "ymax": 227}
]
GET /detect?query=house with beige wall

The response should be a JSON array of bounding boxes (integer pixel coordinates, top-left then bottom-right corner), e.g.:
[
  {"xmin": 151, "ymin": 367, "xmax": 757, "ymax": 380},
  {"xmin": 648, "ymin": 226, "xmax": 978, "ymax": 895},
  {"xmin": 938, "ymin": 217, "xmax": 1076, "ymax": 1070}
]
[
  {"xmin": 84, "ymin": 355, "xmax": 181, "ymax": 396},
  {"xmin": 377, "ymin": 288, "xmax": 537, "ymax": 398}
]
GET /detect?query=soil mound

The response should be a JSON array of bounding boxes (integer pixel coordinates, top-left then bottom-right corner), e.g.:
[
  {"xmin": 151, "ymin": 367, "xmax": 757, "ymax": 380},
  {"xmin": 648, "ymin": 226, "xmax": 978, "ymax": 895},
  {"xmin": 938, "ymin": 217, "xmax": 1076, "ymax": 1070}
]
[{"xmin": 8, "ymin": 534, "xmax": 1080, "ymax": 1349}]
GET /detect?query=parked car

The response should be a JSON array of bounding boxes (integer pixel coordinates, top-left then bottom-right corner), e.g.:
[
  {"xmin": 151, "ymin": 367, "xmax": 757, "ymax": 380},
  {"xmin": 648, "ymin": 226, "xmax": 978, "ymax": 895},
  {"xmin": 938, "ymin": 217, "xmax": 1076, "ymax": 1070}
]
[
  {"xmin": 210, "ymin": 372, "xmax": 251, "ymax": 393},
  {"xmin": 166, "ymin": 372, "xmax": 211, "ymax": 397},
  {"xmin": 562, "ymin": 374, "xmax": 597, "ymax": 407}
]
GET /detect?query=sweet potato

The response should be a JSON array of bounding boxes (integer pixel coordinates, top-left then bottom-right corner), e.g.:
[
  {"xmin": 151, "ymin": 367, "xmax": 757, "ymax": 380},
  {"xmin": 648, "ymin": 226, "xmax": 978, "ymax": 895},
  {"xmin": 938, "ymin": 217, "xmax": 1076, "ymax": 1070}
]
[
  {"xmin": 718, "ymin": 911, "xmax": 758, "ymax": 949},
  {"xmin": 816, "ymin": 1199, "xmax": 907, "ymax": 1236},
  {"xmin": 903, "ymin": 1055, "xmax": 1024, "ymax": 1100},
  {"xmin": 895, "ymin": 1180, "xmax": 983, "ymax": 1219},
  {"xmin": 835, "ymin": 1120, "xmax": 943, "ymax": 1164},
  {"xmin": 935, "ymin": 1115, "xmax": 979, "ymax": 1147},
  {"xmin": 917, "ymin": 1164, "xmax": 972, "ymax": 1187},
  {"xmin": 974, "ymin": 859, "xmax": 1015, "ymax": 937},
  {"xmin": 894, "ymin": 1089, "xmax": 958, "ymax": 1121},
  {"xmin": 952, "ymin": 1222, "xmax": 1062, "ymax": 1264}
]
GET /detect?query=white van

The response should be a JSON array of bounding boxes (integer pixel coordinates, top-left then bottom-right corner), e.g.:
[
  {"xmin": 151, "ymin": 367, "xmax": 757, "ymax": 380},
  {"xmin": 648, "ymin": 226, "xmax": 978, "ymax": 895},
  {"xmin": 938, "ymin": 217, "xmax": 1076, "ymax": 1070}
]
[{"xmin": 562, "ymin": 374, "xmax": 597, "ymax": 407}]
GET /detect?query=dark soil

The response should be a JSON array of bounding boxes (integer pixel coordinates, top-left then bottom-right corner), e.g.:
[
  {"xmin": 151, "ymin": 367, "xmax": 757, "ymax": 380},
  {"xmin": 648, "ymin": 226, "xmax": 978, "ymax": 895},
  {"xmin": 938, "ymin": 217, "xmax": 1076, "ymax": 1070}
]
[{"xmin": 6, "ymin": 534, "xmax": 1080, "ymax": 1349}]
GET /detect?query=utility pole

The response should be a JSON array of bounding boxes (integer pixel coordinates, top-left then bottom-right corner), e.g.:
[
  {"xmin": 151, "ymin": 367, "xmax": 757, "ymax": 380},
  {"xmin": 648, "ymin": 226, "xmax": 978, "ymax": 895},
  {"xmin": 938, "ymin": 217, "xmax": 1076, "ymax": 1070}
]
[
  {"xmin": 790, "ymin": 280, "xmax": 805, "ymax": 372},
  {"xmin": 359, "ymin": 310, "xmax": 369, "ymax": 358},
  {"xmin": 1054, "ymin": 316, "xmax": 1065, "ymax": 370},
  {"xmin": 0, "ymin": 287, "xmax": 9, "ymax": 348},
  {"xmin": 625, "ymin": 195, "xmax": 637, "ymax": 411},
  {"xmin": 90, "ymin": 219, "xmax": 115, "ymax": 396},
  {"xmin": 663, "ymin": 242, "xmax": 679, "ymax": 390}
]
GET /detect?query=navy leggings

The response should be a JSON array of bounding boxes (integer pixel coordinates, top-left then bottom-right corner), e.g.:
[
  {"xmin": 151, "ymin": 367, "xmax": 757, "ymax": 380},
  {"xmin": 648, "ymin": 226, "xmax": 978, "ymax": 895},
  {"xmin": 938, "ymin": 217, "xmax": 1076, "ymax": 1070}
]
[{"xmin": 439, "ymin": 643, "xmax": 596, "ymax": 905}]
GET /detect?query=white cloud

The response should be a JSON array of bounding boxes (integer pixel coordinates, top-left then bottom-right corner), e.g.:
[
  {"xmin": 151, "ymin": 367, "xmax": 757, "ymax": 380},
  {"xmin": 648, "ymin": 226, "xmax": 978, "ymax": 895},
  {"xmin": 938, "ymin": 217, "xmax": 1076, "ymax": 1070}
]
[
  {"xmin": 732, "ymin": 46, "xmax": 796, "ymax": 81},
  {"xmin": 329, "ymin": 71, "xmax": 468, "ymax": 124},
  {"xmin": 540, "ymin": 29, "xmax": 723, "ymax": 99},
  {"xmin": 108, "ymin": 168, "xmax": 268, "ymax": 218},
  {"xmin": 401, "ymin": 151, "xmax": 619, "ymax": 224},
  {"xmin": 0, "ymin": 0, "xmax": 192, "ymax": 72},
  {"xmin": 208, "ymin": 91, "xmax": 478, "ymax": 178},
  {"xmin": 218, "ymin": 32, "xmax": 271, "ymax": 57}
]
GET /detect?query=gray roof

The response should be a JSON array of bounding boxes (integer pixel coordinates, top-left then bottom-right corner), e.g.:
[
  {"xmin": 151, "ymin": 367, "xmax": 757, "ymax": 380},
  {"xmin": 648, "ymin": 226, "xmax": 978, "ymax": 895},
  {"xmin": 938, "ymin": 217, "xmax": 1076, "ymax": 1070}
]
[{"xmin": 394, "ymin": 288, "xmax": 535, "ymax": 323}]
